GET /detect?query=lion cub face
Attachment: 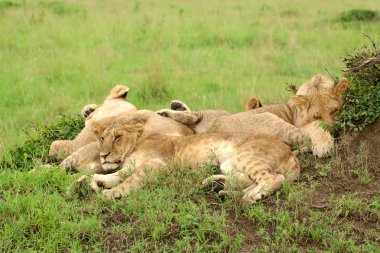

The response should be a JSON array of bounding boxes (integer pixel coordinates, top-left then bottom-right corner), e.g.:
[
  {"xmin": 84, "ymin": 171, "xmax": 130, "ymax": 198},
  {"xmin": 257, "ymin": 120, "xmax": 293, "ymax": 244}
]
[
  {"xmin": 290, "ymin": 78, "xmax": 349, "ymax": 128},
  {"xmin": 93, "ymin": 121, "xmax": 144, "ymax": 171}
]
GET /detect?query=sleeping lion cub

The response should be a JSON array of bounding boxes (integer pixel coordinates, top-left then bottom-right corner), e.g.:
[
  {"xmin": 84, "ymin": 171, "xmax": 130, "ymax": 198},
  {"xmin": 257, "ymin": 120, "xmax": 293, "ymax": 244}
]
[
  {"xmin": 157, "ymin": 75, "xmax": 348, "ymax": 157},
  {"xmin": 87, "ymin": 117, "xmax": 300, "ymax": 204}
]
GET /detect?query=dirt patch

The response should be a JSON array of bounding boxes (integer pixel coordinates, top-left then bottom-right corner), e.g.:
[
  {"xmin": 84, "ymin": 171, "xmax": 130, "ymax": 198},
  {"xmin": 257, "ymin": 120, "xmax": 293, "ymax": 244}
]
[
  {"xmin": 226, "ymin": 212, "xmax": 259, "ymax": 253},
  {"xmin": 305, "ymin": 120, "xmax": 379, "ymax": 198},
  {"xmin": 303, "ymin": 121, "xmax": 380, "ymax": 244},
  {"xmin": 350, "ymin": 120, "xmax": 380, "ymax": 175}
]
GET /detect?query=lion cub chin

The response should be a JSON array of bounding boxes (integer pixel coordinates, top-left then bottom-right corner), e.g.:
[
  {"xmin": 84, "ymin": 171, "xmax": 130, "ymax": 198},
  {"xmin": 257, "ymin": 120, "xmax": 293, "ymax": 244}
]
[{"xmin": 87, "ymin": 120, "xmax": 300, "ymax": 205}]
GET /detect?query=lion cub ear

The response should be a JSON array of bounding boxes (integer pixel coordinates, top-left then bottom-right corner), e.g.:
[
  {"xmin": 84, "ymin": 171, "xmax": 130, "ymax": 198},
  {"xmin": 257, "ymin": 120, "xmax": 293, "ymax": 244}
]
[
  {"xmin": 107, "ymin": 85, "xmax": 130, "ymax": 99},
  {"xmin": 334, "ymin": 78, "xmax": 349, "ymax": 94},
  {"xmin": 245, "ymin": 96, "xmax": 262, "ymax": 111},
  {"xmin": 289, "ymin": 95, "xmax": 310, "ymax": 110},
  {"xmin": 92, "ymin": 123, "xmax": 106, "ymax": 137}
]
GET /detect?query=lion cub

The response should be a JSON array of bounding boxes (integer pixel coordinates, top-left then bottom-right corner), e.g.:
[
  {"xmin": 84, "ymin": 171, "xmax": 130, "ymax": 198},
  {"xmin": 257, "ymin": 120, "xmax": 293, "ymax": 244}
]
[
  {"xmin": 88, "ymin": 118, "xmax": 300, "ymax": 205},
  {"xmin": 157, "ymin": 75, "xmax": 349, "ymax": 157}
]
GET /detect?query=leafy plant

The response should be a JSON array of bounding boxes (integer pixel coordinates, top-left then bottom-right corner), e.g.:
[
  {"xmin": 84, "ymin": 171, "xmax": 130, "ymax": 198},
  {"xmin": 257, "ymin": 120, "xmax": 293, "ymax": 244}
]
[
  {"xmin": 0, "ymin": 114, "xmax": 83, "ymax": 171},
  {"xmin": 338, "ymin": 36, "xmax": 380, "ymax": 132}
]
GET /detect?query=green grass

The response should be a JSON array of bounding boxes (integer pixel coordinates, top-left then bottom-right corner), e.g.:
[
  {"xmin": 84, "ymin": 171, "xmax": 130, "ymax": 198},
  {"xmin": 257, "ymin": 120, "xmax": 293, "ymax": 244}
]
[
  {"xmin": 1, "ymin": 0, "xmax": 380, "ymax": 149},
  {"xmin": 1, "ymin": 0, "xmax": 379, "ymax": 252}
]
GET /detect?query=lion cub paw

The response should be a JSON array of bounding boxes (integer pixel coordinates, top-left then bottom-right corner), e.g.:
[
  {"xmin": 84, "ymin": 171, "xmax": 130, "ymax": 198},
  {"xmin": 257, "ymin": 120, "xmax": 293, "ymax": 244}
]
[
  {"xmin": 170, "ymin": 100, "xmax": 190, "ymax": 111},
  {"xmin": 242, "ymin": 192, "xmax": 264, "ymax": 205},
  {"xmin": 312, "ymin": 139, "xmax": 334, "ymax": 158},
  {"xmin": 81, "ymin": 104, "xmax": 98, "ymax": 118},
  {"xmin": 156, "ymin": 109, "xmax": 171, "ymax": 117},
  {"xmin": 202, "ymin": 175, "xmax": 226, "ymax": 192},
  {"xmin": 90, "ymin": 174, "xmax": 122, "ymax": 192},
  {"xmin": 102, "ymin": 188, "xmax": 123, "ymax": 200}
]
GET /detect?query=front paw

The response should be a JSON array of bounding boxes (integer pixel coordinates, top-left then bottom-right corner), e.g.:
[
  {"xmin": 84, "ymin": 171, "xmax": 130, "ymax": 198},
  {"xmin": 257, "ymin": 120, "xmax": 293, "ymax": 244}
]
[
  {"xmin": 312, "ymin": 138, "xmax": 334, "ymax": 158},
  {"xmin": 102, "ymin": 188, "xmax": 123, "ymax": 200},
  {"xmin": 202, "ymin": 175, "xmax": 226, "ymax": 192},
  {"xmin": 81, "ymin": 104, "xmax": 98, "ymax": 118},
  {"xmin": 90, "ymin": 174, "xmax": 106, "ymax": 191},
  {"xmin": 90, "ymin": 174, "xmax": 123, "ymax": 191},
  {"xmin": 156, "ymin": 109, "xmax": 170, "ymax": 117},
  {"xmin": 170, "ymin": 100, "xmax": 190, "ymax": 111}
]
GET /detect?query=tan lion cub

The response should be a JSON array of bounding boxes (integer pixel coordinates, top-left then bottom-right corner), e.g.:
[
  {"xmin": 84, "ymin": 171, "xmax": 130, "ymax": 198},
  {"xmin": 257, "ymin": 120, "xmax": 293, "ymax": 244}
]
[
  {"xmin": 88, "ymin": 118, "xmax": 300, "ymax": 205},
  {"xmin": 49, "ymin": 85, "xmax": 137, "ymax": 160},
  {"xmin": 157, "ymin": 75, "xmax": 349, "ymax": 157}
]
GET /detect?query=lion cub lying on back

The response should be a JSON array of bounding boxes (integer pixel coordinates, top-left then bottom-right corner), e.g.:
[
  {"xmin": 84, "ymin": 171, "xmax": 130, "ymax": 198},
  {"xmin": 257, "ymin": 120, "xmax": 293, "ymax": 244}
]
[{"xmin": 87, "ymin": 117, "xmax": 300, "ymax": 205}]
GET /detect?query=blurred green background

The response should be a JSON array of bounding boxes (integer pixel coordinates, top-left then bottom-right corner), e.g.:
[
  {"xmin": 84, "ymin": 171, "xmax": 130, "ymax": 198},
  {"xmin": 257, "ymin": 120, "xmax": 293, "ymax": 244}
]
[{"xmin": 1, "ymin": 0, "xmax": 379, "ymax": 149}]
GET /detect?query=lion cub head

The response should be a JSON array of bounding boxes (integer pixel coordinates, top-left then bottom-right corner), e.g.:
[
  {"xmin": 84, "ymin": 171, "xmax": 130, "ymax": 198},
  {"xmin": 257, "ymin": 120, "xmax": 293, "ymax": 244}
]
[
  {"xmin": 289, "ymin": 78, "xmax": 349, "ymax": 128},
  {"xmin": 296, "ymin": 74, "xmax": 335, "ymax": 96},
  {"xmin": 92, "ymin": 118, "xmax": 145, "ymax": 171},
  {"xmin": 85, "ymin": 85, "xmax": 137, "ymax": 125}
]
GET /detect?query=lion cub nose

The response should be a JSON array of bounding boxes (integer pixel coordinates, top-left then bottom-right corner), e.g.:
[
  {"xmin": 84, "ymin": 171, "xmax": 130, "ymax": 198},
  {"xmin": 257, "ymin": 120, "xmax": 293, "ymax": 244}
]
[{"xmin": 100, "ymin": 152, "xmax": 110, "ymax": 163}]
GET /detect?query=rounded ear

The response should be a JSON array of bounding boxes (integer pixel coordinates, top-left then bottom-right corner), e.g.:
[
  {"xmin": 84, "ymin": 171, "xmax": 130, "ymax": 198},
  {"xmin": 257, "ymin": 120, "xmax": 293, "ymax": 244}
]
[
  {"xmin": 288, "ymin": 95, "xmax": 310, "ymax": 109},
  {"xmin": 311, "ymin": 74, "xmax": 322, "ymax": 88},
  {"xmin": 107, "ymin": 85, "xmax": 130, "ymax": 99},
  {"xmin": 92, "ymin": 123, "xmax": 105, "ymax": 137},
  {"xmin": 245, "ymin": 96, "xmax": 262, "ymax": 111},
  {"xmin": 334, "ymin": 78, "xmax": 349, "ymax": 94}
]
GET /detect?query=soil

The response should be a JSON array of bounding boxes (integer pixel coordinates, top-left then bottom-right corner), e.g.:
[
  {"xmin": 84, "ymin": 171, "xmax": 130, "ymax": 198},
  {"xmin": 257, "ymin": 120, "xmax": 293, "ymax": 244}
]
[{"xmin": 350, "ymin": 120, "xmax": 380, "ymax": 174}]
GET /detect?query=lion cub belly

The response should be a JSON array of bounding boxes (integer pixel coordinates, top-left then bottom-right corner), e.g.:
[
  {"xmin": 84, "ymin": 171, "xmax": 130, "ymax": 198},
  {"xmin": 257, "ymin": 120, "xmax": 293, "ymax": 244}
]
[{"xmin": 176, "ymin": 135, "xmax": 238, "ymax": 168}]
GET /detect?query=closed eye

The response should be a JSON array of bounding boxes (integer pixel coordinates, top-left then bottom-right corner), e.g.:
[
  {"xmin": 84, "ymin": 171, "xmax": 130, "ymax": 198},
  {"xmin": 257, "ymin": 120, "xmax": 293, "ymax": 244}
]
[{"xmin": 114, "ymin": 135, "xmax": 122, "ymax": 142}]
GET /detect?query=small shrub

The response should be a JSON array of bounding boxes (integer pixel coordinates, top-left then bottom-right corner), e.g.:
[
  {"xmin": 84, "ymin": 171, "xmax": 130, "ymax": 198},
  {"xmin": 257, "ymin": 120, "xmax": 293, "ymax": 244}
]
[
  {"xmin": 0, "ymin": 114, "xmax": 83, "ymax": 171},
  {"xmin": 338, "ymin": 9, "xmax": 378, "ymax": 22},
  {"xmin": 338, "ymin": 36, "xmax": 380, "ymax": 132}
]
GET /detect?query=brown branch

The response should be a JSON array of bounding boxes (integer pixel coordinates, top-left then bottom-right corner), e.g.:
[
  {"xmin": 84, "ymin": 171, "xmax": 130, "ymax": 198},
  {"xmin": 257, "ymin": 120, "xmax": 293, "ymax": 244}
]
[
  {"xmin": 342, "ymin": 56, "xmax": 380, "ymax": 72},
  {"xmin": 285, "ymin": 82, "xmax": 297, "ymax": 94}
]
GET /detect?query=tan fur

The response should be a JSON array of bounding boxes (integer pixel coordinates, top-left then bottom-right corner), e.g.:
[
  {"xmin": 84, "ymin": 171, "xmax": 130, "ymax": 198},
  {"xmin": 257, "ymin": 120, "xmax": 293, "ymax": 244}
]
[
  {"xmin": 245, "ymin": 96, "xmax": 263, "ymax": 111},
  {"xmin": 89, "ymin": 121, "xmax": 300, "ymax": 204},
  {"xmin": 49, "ymin": 85, "xmax": 137, "ymax": 160},
  {"xmin": 157, "ymin": 76, "xmax": 348, "ymax": 157},
  {"xmin": 296, "ymin": 74, "xmax": 335, "ymax": 96},
  {"xmin": 57, "ymin": 111, "xmax": 194, "ymax": 173}
]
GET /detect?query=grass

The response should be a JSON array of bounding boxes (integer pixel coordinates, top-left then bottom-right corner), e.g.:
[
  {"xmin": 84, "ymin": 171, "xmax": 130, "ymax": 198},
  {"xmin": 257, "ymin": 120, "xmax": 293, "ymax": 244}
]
[
  {"xmin": 1, "ymin": 0, "xmax": 380, "ymax": 149},
  {"xmin": 3, "ymin": 139, "xmax": 378, "ymax": 252},
  {"xmin": 0, "ymin": 0, "xmax": 379, "ymax": 252}
]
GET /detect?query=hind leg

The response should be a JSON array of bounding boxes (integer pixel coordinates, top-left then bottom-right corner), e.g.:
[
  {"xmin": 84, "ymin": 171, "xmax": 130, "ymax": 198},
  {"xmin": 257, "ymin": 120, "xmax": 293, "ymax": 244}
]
[
  {"xmin": 238, "ymin": 155, "xmax": 299, "ymax": 205},
  {"xmin": 241, "ymin": 172, "xmax": 285, "ymax": 205},
  {"xmin": 216, "ymin": 137, "xmax": 300, "ymax": 204}
]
